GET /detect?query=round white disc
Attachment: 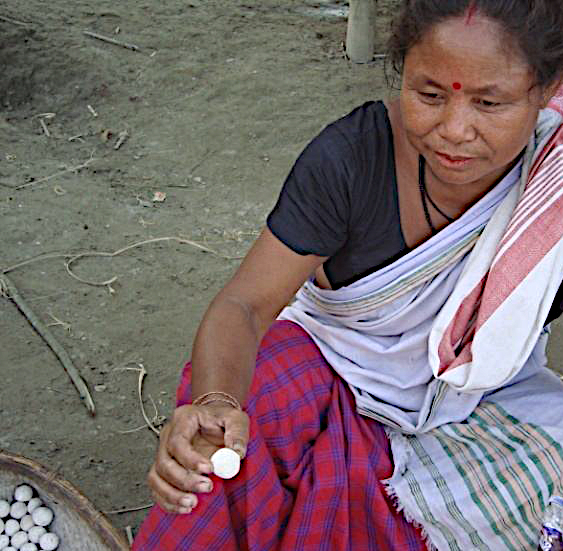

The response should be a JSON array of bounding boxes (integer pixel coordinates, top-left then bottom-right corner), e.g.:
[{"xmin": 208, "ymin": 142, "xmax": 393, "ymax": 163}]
[{"xmin": 210, "ymin": 448, "xmax": 241, "ymax": 479}]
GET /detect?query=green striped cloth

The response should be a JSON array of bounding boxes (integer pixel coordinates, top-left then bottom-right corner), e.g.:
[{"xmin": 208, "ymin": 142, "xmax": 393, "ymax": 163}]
[{"xmin": 385, "ymin": 399, "xmax": 563, "ymax": 550}]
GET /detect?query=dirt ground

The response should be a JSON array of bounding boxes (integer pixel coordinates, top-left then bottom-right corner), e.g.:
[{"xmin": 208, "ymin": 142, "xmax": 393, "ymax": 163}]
[{"xmin": 2, "ymin": 0, "xmax": 563, "ymax": 544}]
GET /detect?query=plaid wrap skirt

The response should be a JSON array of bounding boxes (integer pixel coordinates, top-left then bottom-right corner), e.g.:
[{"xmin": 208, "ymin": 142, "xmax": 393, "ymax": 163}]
[{"xmin": 132, "ymin": 320, "xmax": 426, "ymax": 550}]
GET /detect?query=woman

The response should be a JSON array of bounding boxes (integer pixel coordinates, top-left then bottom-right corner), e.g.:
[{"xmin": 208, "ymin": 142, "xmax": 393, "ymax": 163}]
[{"xmin": 133, "ymin": 1, "xmax": 563, "ymax": 549}]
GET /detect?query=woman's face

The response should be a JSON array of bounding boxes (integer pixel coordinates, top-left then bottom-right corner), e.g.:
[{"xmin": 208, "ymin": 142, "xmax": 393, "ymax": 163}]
[{"xmin": 400, "ymin": 15, "xmax": 551, "ymax": 189}]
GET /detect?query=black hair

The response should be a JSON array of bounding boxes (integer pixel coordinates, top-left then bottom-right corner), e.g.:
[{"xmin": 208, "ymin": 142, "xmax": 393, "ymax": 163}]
[{"xmin": 386, "ymin": 0, "xmax": 563, "ymax": 90}]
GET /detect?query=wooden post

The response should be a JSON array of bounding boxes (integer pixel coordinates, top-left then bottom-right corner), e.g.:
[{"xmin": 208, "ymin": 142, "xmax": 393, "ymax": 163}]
[{"xmin": 345, "ymin": 0, "xmax": 376, "ymax": 63}]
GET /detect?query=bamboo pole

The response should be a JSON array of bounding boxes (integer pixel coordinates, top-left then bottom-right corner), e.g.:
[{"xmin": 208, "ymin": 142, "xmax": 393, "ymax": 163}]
[{"xmin": 345, "ymin": 0, "xmax": 376, "ymax": 63}]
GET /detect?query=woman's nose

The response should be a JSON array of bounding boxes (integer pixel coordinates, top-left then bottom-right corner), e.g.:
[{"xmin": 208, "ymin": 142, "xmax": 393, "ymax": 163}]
[{"xmin": 437, "ymin": 101, "xmax": 477, "ymax": 144}]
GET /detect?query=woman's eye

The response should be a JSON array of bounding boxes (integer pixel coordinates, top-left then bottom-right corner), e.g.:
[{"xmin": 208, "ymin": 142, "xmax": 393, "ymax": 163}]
[
  {"xmin": 418, "ymin": 92, "xmax": 443, "ymax": 102},
  {"xmin": 477, "ymin": 99, "xmax": 501, "ymax": 108}
]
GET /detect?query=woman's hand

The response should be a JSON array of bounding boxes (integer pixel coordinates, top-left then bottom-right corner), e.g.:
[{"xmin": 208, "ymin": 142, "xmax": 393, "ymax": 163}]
[{"xmin": 148, "ymin": 403, "xmax": 249, "ymax": 514}]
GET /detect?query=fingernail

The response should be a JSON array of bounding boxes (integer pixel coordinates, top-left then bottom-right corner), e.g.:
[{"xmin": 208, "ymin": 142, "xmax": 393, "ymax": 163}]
[
  {"xmin": 178, "ymin": 506, "xmax": 192, "ymax": 514},
  {"xmin": 180, "ymin": 496, "xmax": 196, "ymax": 509},
  {"xmin": 232, "ymin": 442, "xmax": 246, "ymax": 458},
  {"xmin": 197, "ymin": 480, "xmax": 213, "ymax": 493}
]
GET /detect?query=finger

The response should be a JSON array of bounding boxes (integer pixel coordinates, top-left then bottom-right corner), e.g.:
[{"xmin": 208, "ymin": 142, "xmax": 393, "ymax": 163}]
[
  {"xmin": 154, "ymin": 451, "xmax": 214, "ymax": 494},
  {"xmin": 164, "ymin": 409, "xmax": 215, "ymax": 473},
  {"xmin": 157, "ymin": 426, "xmax": 214, "ymax": 490},
  {"xmin": 222, "ymin": 410, "xmax": 250, "ymax": 459},
  {"xmin": 148, "ymin": 466, "xmax": 199, "ymax": 514}
]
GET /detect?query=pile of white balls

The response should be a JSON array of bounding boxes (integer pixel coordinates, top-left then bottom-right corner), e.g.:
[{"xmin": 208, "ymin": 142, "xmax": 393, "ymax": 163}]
[{"xmin": 0, "ymin": 484, "xmax": 59, "ymax": 551}]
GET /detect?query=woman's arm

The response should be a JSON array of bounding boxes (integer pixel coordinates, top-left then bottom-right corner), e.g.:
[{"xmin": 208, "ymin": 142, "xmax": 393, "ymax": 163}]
[
  {"xmin": 149, "ymin": 227, "xmax": 327, "ymax": 513},
  {"xmin": 191, "ymin": 227, "xmax": 326, "ymax": 406}
]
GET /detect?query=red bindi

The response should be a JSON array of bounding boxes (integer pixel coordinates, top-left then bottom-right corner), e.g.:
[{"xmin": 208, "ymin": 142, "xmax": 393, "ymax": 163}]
[{"xmin": 452, "ymin": 82, "xmax": 462, "ymax": 91}]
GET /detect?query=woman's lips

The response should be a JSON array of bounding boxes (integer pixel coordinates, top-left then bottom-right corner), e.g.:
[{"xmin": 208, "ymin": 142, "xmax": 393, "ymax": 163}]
[{"xmin": 435, "ymin": 151, "xmax": 475, "ymax": 168}]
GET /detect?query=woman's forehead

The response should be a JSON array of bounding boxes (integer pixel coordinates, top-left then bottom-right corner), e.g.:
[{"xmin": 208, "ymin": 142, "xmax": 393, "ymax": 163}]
[{"xmin": 405, "ymin": 15, "xmax": 533, "ymax": 93}]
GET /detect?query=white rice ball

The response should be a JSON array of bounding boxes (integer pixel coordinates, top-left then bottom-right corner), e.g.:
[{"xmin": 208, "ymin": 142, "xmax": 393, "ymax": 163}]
[
  {"xmin": 25, "ymin": 500, "xmax": 41, "ymax": 516},
  {"xmin": 4, "ymin": 547, "xmax": 17, "ymax": 551},
  {"xmin": 0, "ymin": 499, "xmax": 10, "ymax": 518},
  {"xmin": 27, "ymin": 527, "xmax": 45, "ymax": 545},
  {"xmin": 210, "ymin": 447, "xmax": 241, "ymax": 479},
  {"xmin": 13, "ymin": 487, "xmax": 33, "ymax": 504},
  {"xmin": 0, "ymin": 501, "xmax": 10, "ymax": 519},
  {"xmin": 19, "ymin": 516, "xmax": 33, "ymax": 533},
  {"xmin": 9, "ymin": 503, "xmax": 27, "ymax": 521},
  {"xmin": 29, "ymin": 509, "xmax": 52, "ymax": 529},
  {"xmin": 20, "ymin": 544, "xmax": 38, "ymax": 551},
  {"xmin": 38, "ymin": 532, "xmax": 58, "ymax": 551},
  {"xmin": 4, "ymin": 519, "xmax": 19, "ymax": 537},
  {"xmin": 10, "ymin": 530, "xmax": 28, "ymax": 548},
  {"xmin": 0, "ymin": 534, "xmax": 10, "ymax": 547},
  {"xmin": 0, "ymin": 517, "xmax": 4, "ymax": 533}
]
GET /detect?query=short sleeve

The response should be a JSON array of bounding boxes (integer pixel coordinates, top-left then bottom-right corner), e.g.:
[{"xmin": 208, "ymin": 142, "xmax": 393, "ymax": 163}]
[{"xmin": 267, "ymin": 125, "xmax": 352, "ymax": 257}]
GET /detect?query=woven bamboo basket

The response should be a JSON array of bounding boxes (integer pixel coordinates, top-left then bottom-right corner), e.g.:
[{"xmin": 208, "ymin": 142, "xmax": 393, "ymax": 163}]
[{"xmin": 0, "ymin": 451, "xmax": 130, "ymax": 550}]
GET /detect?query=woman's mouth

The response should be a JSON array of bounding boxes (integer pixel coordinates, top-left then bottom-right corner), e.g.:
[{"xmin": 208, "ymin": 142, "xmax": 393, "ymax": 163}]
[{"xmin": 435, "ymin": 151, "xmax": 475, "ymax": 168}]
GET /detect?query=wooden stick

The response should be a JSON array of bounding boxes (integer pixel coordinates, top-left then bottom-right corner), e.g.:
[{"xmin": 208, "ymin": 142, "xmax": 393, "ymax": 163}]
[
  {"xmin": 0, "ymin": 274, "xmax": 96, "ymax": 416},
  {"xmin": 15, "ymin": 153, "xmax": 96, "ymax": 190},
  {"xmin": 84, "ymin": 30, "xmax": 140, "ymax": 52},
  {"xmin": 104, "ymin": 503, "xmax": 153, "ymax": 515}
]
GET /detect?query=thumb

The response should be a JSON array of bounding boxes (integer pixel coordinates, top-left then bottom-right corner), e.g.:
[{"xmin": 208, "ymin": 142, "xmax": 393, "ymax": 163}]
[{"xmin": 223, "ymin": 410, "xmax": 250, "ymax": 459}]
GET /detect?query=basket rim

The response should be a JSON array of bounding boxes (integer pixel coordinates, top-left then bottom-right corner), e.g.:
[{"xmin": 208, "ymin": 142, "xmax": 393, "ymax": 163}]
[{"xmin": 0, "ymin": 450, "xmax": 130, "ymax": 550}]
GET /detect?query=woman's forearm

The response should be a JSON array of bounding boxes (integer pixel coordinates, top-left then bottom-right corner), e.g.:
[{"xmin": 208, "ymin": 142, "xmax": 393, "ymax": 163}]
[{"xmin": 190, "ymin": 292, "xmax": 273, "ymax": 407}]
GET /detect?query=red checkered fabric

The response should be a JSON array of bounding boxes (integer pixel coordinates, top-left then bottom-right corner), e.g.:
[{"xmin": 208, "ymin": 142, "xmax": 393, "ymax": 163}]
[{"xmin": 132, "ymin": 321, "xmax": 426, "ymax": 550}]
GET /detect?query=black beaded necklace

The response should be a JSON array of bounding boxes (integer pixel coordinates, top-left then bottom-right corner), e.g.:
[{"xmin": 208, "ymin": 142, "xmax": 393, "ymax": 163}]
[{"xmin": 418, "ymin": 155, "xmax": 455, "ymax": 234}]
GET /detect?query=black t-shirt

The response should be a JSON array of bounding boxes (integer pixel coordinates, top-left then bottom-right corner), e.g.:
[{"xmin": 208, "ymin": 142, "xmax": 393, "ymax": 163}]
[
  {"xmin": 268, "ymin": 101, "xmax": 408, "ymax": 289},
  {"xmin": 267, "ymin": 101, "xmax": 563, "ymax": 324}
]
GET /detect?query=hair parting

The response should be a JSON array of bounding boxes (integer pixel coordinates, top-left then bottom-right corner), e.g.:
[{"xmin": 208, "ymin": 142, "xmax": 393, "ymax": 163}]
[{"xmin": 464, "ymin": 1, "xmax": 478, "ymax": 24}]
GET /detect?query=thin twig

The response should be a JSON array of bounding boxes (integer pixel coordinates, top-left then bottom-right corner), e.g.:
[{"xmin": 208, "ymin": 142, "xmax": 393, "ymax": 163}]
[
  {"xmin": 114, "ymin": 364, "xmax": 161, "ymax": 435},
  {"xmin": 84, "ymin": 30, "xmax": 140, "ymax": 52},
  {"xmin": 0, "ymin": 274, "xmax": 95, "ymax": 415},
  {"xmin": 64, "ymin": 236, "xmax": 236, "ymax": 289},
  {"xmin": 136, "ymin": 364, "xmax": 160, "ymax": 435},
  {"xmin": 114, "ymin": 130, "xmax": 129, "ymax": 150},
  {"xmin": 38, "ymin": 118, "xmax": 50, "ymax": 137},
  {"xmin": 0, "ymin": 15, "xmax": 30, "ymax": 26},
  {"xmin": 15, "ymin": 152, "xmax": 96, "ymax": 190},
  {"xmin": 117, "ymin": 395, "xmax": 165, "ymax": 434},
  {"xmin": 188, "ymin": 148, "xmax": 216, "ymax": 175},
  {"xmin": 87, "ymin": 104, "xmax": 98, "ymax": 118},
  {"xmin": 3, "ymin": 252, "xmax": 74, "ymax": 274},
  {"xmin": 117, "ymin": 424, "xmax": 147, "ymax": 434},
  {"xmin": 125, "ymin": 526, "xmax": 134, "ymax": 546},
  {"xmin": 2, "ymin": 237, "xmax": 241, "ymax": 291},
  {"xmin": 104, "ymin": 503, "xmax": 153, "ymax": 515}
]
